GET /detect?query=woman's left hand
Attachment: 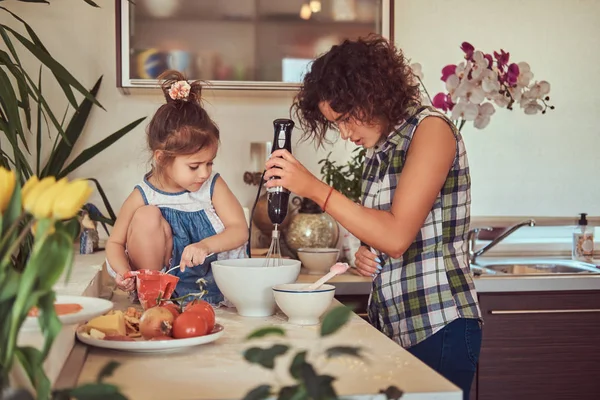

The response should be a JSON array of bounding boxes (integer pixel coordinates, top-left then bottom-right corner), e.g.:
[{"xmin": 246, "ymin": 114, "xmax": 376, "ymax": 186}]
[
  {"xmin": 264, "ymin": 149, "xmax": 320, "ymax": 199},
  {"xmin": 180, "ymin": 242, "xmax": 212, "ymax": 271}
]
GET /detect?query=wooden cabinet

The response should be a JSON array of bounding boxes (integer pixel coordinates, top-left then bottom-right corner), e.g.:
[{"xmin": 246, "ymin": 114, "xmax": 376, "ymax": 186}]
[
  {"xmin": 116, "ymin": 0, "xmax": 393, "ymax": 92},
  {"xmin": 475, "ymin": 291, "xmax": 600, "ymax": 400}
]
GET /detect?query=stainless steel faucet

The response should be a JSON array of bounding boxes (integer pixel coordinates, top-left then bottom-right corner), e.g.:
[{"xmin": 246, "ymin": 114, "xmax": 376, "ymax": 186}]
[{"xmin": 468, "ymin": 219, "xmax": 536, "ymax": 265}]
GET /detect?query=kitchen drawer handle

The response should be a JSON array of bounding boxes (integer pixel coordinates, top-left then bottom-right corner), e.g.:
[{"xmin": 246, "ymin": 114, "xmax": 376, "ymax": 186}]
[
  {"xmin": 490, "ymin": 309, "xmax": 600, "ymax": 315},
  {"xmin": 357, "ymin": 313, "xmax": 369, "ymax": 318}
]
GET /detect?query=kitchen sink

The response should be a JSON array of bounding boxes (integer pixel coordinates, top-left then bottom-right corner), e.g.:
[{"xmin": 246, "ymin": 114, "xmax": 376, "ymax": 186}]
[{"xmin": 471, "ymin": 259, "xmax": 600, "ymax": 275}]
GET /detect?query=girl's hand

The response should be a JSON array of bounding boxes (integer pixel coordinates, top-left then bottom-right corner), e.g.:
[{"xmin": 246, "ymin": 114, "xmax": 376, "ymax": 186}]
[
  {"xmin": 354, "ymin": 246, "xmax": 382, "ymax": 277},
  {"xmin": 115, "ymin": 274, "xmax": 135, "ymax": 292},
  {"xmin": 264, "ymin": 149, "xmax": 321, "ymax": 199},
  {"xmin": 180, "ymin": 242, "xmax": 212, "ymax": 271}
]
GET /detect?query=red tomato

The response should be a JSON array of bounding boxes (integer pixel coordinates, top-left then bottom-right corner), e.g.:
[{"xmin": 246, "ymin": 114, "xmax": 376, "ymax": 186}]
[
  {"xmin": 184, "ymin": 300, "xmax": 215, "ymax": 332},
  {"xmin": 172, "ymin": 312, "xmax": 209, "ymax": 339},
  {"xmin": 160, "ymin": 303, "xmax": 181, "ymax": 319}
]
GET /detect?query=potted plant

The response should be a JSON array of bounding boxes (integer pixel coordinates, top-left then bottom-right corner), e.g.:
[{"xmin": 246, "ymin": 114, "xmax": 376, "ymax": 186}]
[
  {"xmin": 0, "ymin": 1, "xmax": 145, "ymax": 235},
  {"xmin": 318, "ymin": 148, "xmax": 365, "ymax": 266},
  {"xmin": 0, "ymin": 168, "xmax": 127, "ymax": 399}
]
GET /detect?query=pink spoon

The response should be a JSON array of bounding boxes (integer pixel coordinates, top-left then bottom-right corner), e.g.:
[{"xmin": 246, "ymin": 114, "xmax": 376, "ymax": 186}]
[{"xmin": 304, "ymin": 262, "xmax": 350, "ymax": 291}]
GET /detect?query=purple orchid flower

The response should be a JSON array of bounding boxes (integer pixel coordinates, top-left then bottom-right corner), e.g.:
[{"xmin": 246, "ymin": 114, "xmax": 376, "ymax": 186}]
[
  {"xmin": 494, "ymin": 50, "xmax": 510, "ymax": 67},
  {"xmin": 461, "ymin": 42, "xmax": 475, "ymax": 60},
  {"xmin": 441, "ymin": 64, "xmax": 457, "ymax": 82},
  {"xmin": 432, "ymin": 92, "xmax": 454, "ymax": 112},
  {"xmin": 506, "ymin": 63, "xmax": 520, "ymax": 85}
]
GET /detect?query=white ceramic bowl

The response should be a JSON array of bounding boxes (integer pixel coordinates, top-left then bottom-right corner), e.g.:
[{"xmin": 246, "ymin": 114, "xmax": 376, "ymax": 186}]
[
  {"xmin": 212, "ymin": 258, "xmax": 301, "ymax": 317},
  {"xmin": 297, "ymin": 248, "xmax": 340, "ymax": 275},
  {"xmin": 272, "ymin": 283, "xmax": 336, "ymax": 325}
]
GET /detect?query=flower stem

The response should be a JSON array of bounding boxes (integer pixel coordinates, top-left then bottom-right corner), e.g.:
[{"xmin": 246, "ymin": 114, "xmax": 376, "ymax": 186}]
[
  {"xmin": 0, "ymin": 220, "xmax": 34, "ymax": 271},
  {"xmin": 0, "ymin": 213, "xmax": 27, "ymax": 257},
  {"xmin": 417, "ymin": 77, "xmax": 434, "ymax": 105}
]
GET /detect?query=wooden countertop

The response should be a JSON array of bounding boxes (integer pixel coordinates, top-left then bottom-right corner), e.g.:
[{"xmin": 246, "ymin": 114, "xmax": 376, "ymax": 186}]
[{"xmin": 75, "ymin": 291, "xmax": 460, "ymax": 400}]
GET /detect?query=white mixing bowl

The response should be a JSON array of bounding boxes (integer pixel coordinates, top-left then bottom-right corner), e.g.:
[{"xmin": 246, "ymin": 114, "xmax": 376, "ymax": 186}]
[
  {"xmin": 297, "ymin": 248, "xmax": 340, "ymax": 275},
  {"xmin": 272, "ymin": 283, "xmax": 336, "ymax": 325},
  {"xmin": 212, "ymin": 258, "xmax": 301, "ymax": 317}
]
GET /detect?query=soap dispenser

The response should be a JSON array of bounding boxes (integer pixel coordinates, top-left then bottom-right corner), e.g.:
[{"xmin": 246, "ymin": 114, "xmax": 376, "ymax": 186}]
[{"xmin": 572, "ymin": 213, "xmax": 594, "ymax": 262}]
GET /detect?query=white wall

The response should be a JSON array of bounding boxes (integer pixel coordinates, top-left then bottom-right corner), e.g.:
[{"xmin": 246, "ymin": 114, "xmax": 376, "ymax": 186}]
[
  {"xmin": 2, "ymin": 0, "xmax": 599, "ymax": 218},
  {"xmin": 394, "ymin": 0, "xmax": 600, "ymax": 217}
]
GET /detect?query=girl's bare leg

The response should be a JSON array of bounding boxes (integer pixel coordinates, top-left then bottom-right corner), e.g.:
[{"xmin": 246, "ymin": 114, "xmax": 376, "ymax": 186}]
[{"xmin": 126, "ymin": 206, "xmax": 173, "ymax": 272}]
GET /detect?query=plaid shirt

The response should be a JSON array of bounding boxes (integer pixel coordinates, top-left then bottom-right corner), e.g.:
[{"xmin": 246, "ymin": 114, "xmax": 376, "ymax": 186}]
[{"xmin": 363, "ymin": 106, "xmax": 482, "ymax": 348}]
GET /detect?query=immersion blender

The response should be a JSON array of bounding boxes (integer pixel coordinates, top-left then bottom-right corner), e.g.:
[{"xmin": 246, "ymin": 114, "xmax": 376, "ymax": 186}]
[{"xmin": 264, "ymin": 118, "xmax": 295, "ymax": 266}]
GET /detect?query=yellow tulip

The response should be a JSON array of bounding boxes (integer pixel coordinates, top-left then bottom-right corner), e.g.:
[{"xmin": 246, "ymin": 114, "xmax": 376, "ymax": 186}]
[
  {"xmin": 52, "ymin": 179, "xmax": 93, "ymax": 220},
  {"xmin": 23, "ymin": 176, "xmax": 56, "ymax": 215},
  {"xmin": 21, "ymin": 175, "xmax": 40, "ymax": 200},
  {"xmin": 31, "ymin": 178, "xmax": 68, "ymax": 219},
  {"xmin": 0, "ymin": 167, "xmax": 16, "ymax": 214}
]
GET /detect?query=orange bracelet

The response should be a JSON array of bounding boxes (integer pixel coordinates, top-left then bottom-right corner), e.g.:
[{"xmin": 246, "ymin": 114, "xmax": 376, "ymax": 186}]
[{"xmin": 322, "ymin": 187, "xmax": 334, "ymax": 212}]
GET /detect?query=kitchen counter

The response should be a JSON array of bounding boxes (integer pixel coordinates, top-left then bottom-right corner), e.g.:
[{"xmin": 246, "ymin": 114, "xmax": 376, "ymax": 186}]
[
  {"xmin": 75, "ymin": 291, "xmax": 460, "ymax": 400},
  {"xmin": 297, "ymin": 261, "xmax": 600, "ymax": 295}
]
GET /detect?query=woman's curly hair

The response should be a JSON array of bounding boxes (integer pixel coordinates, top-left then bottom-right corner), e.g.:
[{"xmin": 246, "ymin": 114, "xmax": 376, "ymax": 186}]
[{"xmin": 291, "ymin": 34, "xmax": 421, "ymax": 146}]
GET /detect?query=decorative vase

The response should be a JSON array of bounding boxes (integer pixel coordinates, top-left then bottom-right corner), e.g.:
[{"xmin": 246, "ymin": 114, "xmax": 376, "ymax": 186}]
[
  {"xmin": 252, "ymin": 192, "xmax": 292, "ymax": 236},
  {"xmin": 283, "ymin": 198, "xmax": 339, "ymax": 256}
]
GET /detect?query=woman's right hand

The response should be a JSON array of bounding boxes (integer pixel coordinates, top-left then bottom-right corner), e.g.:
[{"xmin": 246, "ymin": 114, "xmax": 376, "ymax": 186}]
[
  {"xmin": 115, "ymin": 274, "xmax": 135, "ymax": 292},
  {"xmin": 354, "ymin": 246, "xmax": 382, "ymax": 277}
]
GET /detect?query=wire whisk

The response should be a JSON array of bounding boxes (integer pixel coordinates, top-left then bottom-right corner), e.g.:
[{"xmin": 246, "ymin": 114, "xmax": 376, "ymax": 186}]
[{"xmin": 263, "ymin": 225, "xmax": 283, "ymax": 267}]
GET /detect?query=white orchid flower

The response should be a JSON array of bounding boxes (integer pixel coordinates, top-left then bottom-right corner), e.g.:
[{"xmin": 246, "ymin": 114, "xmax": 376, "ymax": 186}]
[
  {"xmin": 474, "ymin": 102, "xmax": 496, "ymax": 129},
  {"xmin": 451, "ymin": 100, "xmax": 479, "ymax": 121}
]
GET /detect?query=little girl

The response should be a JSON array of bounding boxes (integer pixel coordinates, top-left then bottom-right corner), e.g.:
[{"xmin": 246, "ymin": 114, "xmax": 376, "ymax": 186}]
[{"xmin": 105, "ymin": 70, "xmax": 248, "ymax": 306}]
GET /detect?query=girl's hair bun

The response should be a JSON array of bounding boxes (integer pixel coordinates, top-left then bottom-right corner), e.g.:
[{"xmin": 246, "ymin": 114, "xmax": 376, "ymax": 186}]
[{"xmin": 158, "ymin": 69, "xmax": 203, "ymax": 105}]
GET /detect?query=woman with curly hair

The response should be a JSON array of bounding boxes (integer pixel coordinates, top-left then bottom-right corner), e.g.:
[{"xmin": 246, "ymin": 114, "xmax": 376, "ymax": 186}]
[{"xmin": 264, "ymin": 34, "xmax": 482, "ymax": 399}]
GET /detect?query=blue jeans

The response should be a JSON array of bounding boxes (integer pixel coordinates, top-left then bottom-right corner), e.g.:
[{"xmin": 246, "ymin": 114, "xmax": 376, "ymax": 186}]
[{"xmin": 407, "ymin": 318, "xmax": 482, "ymax": 400}]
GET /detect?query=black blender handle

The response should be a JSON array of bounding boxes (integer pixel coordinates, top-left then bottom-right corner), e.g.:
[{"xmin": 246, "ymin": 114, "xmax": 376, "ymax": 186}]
[{"xmin": 271, "ymin": 119, "xmax": 295, "ymax": 154}]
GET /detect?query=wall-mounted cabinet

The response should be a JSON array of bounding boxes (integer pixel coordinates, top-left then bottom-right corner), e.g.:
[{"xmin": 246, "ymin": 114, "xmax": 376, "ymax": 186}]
[{"xmin": 116, "ymin": 0, "xmax": 393, "ymax": 92}]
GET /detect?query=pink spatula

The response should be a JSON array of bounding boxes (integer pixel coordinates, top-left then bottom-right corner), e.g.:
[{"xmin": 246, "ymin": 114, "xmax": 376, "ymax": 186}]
[{"xmin": 304, "ymin": 262, "xmax": 350, "ymax": 291}]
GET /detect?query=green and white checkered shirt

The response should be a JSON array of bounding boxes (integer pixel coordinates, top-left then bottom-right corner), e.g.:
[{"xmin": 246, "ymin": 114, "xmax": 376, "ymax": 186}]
[{"xmin": 363, "ymin": 106, "xmax": 482, "ymax": 348}]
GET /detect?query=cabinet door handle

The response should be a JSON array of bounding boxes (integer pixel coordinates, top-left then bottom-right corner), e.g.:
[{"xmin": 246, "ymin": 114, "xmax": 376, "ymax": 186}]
[
  {"xmin": 357, "ymin": 313, "xmax": 369, "ymax": 318},
  {"xmin": 490, "ymin": 309, "xmax": 600, "ymax": 315}
]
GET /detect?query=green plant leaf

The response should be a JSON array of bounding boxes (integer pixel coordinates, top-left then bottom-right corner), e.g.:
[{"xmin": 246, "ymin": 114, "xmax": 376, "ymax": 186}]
[
  {"xmin": 243, "ymin": 344, "xmax": 289, "ymax": 369},
  {"xmin": 0, "ymin": 268, "xmax": 19, "ymax": 302},
  {"xmin": 37, "ymin": 291, "xmax": 62, "ymax": 358},
  {"xmin": 15, "ymin": 346, "xmax": 51, "ymax": 399},
  {"xmin": 324, "ymin": 346, "xmax": 363, "ymax": 360},
  {"xmin": 277, "ymin": 384, "xmax": 307, "ymax": 400},
  {"xmin": 0, "ymin": 49, "xmax": 31, "ymax": 130},
  {"xmin": 86, "ymin": 178, "xmax": 118, "ymax": 221},
  {"xmin": 59, "ymin": 116, "xmax": 146, "ymax": 177},
  {"xmin": 35, "ymin": 66, "xmax": 43, "ymax": 174},
  {"xmin": 0, "ymin": 44, "xmax": 72, "ymax": 154},
  {"xmin": 36, "ymin": 229, "xmax": 74, "ymax": 291},
  {"xmin": 0, "ymin": 11, "xmax": 102, "ymax": 108},
  {"xmin": 242, "ymin": 385, "xmax": 272, "ymax": 400},
  {"xmin": 68, "ymin": 383, "xmax": 128, "ymax": 400},
  {"xmin": 43, "ymin": 76, "xmax": 102, "ymax": 176},
  {"xmin": 82, "ymin": 0, "xmax": 100, "ymax": 7},
  {"xmin": 320, "ymin": 306, "xmax": 353, "ymax": 337},
  {"xmin": 298, "ymin": 363, "xmax": 337, "ymax": 400},
  {"xmin": 289, "ymin": 351, "xmax": 307, "ymax": 380},
  {"xmin": 246, "ymin": 326, "xmax": 286, "ymax": 340},
  {"xmin": 0, "ymin": 66, "xmax": 28, "ymax": 155},
  {"xmin": 97, "ymin": 361, "xmax": 121, "ymax": 383}
]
